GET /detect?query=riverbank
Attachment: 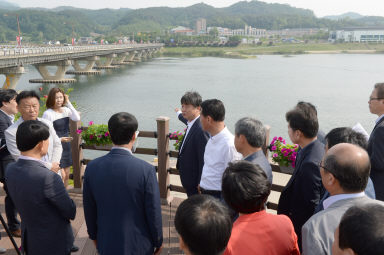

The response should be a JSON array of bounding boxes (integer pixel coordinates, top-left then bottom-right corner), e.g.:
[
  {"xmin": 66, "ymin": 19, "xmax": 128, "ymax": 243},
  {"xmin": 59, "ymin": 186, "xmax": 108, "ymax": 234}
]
[{"xmin": 162, "ymin": 43, "xmax": 384, "ymax": 58}]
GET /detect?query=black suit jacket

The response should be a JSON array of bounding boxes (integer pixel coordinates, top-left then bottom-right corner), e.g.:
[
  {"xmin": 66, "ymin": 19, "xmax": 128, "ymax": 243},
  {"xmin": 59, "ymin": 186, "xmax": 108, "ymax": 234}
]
[
  {"xmin": 277, "ymin": 139, "xmax": 325, "ymax": 246},
  {"xmin": 6, "ymin": 159, "xmax": 76, "ymax": 255},
  {"xmin": 83, "ymin": 149, "xmax": 163, "ymax": 255},
  {"xmin": 0, "ymin": 110, "xmax": 14, "ymax": 180},
  {"xmin": 367, "ymin": 117, "xmax": 384, "ymax": 201},
  {"xmin": 176, "ymin": 114, "xmax": 209, "ymax": 194}
]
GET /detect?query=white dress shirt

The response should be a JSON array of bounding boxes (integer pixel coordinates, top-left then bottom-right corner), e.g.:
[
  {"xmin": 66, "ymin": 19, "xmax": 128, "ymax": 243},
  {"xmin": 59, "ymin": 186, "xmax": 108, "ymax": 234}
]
[
  {"xmin": 5, "ymin": 117, "xmax": 63, "ymax": 170},
  {"xmin": 199, "ymin": 126, "xmax": 242, "ymax": 191},
  {"xmin": 323, "ymin": 192, "xmax": 365, "ymax": 210}
]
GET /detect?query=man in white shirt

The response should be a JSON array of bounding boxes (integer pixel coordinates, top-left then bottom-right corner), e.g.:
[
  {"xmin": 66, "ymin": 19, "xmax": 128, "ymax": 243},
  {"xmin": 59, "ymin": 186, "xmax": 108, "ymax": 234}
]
[
  {"xmin": 301, "ymin": 143, "xmax": 384, "ymax": 255},
  {"xmin": 198, "ymin": 99, "xmax": 241, "ymax": 199},
  {"xmin": 5, "ymin": 90, "xmax": 62, "ymax": 173},
  {"xmin": 174, "ymin": 91, "xmax": 209, "ymax": 196},
  {"xmin": 367, "ymin": 82, "xmax": 384, "ymax": 201}
]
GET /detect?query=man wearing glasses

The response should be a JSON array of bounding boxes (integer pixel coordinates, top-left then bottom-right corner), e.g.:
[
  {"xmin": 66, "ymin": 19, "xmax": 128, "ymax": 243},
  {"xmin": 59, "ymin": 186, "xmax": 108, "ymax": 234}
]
[
  {"xmin": 368, "ymin": 82, "xmax": 384, "ymax": 201},
  {"xmin": 301, "ymin": 143, "xmax": 384, "ymax": 255}
]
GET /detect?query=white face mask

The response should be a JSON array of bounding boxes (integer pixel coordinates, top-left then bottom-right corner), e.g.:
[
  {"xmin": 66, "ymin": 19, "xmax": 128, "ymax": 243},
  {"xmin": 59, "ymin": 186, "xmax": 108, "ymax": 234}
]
[{"xmin": 132, "ymin": 131, "xmax": 140, "ymax": 153}]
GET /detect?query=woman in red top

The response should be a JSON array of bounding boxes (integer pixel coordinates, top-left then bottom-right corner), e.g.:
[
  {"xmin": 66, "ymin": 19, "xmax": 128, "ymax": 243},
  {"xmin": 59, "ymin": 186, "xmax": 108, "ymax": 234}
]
[{"xmin": 222, "ymin": 161, "xmax": 300, "ymax": 255}]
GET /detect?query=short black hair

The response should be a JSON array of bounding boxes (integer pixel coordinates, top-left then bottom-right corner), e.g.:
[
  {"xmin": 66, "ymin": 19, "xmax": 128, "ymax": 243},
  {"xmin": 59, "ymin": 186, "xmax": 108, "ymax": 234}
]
[
  {"xmin": 235, "ymin": 117, "xmax": 266, "ymax": 148},
  {"xmin": 16, "ymin": 90, "xmax": 40, "ymax": 104},
  {"xmin": 323, "ymin": 152, "xmax": 370, "ymax": 193},
  {"xmin": 286, "ymin": 101, "xmax": 319, "ymax": 138},
  {"xmin": 16, "ymin": 120, "xmax": 50, "ymax": 152},
  {"xmin": 201, "ymin": 99, "xmax": 225, "ymax": 122},
  {"xmin": 338, "ymin": 204, "xmax": 384, "ymax": 255},
  {"xmin": 222, "ymin": 161, "xmax": 271, "ymax": 214},
  {"xmin": 174, "ymin": 195, "xmax": 232, "ymax": 255},
  {"xmin": 108, "ymin": 112, "xmax": 138, "ymax": 145},
  {"xmin": 0, "ymin": 89, "xmax": 17, "ymax": 107},
  {"xmin": 181, "ymin": 91, "xmax": 202, "ymax": 108},
  {"xmin": 325, "ymin": 127, "xmax": 368, "ymax": 150},
  {"xmin": 374, "ymin": 82, "xmax": 384, "ymax": 98}
]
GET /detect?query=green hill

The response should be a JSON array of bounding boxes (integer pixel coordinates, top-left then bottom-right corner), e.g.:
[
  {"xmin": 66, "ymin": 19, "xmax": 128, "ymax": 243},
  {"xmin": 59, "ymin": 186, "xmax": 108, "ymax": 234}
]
[{"xmin": 0, "ymin": 0, "xmax": 384, "ymax": 43}]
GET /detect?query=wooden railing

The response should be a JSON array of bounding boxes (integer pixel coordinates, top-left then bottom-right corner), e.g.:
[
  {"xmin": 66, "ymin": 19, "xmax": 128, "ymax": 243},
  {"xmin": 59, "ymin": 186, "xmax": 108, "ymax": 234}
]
[{"xmin": 69, "ymin": 118, "xmax": 292, "ymax": 208}]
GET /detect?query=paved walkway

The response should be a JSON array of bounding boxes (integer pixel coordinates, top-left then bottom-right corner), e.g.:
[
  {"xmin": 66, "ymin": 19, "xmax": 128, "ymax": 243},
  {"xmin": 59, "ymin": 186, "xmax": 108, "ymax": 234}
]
[{"xmin": 0, "ymin": 188, "xmax": 184, "ymax": 255}]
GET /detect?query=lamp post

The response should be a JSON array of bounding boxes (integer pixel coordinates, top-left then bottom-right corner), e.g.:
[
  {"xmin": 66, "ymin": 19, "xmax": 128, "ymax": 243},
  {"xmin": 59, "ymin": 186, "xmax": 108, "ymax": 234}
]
[{"xmin": 4, "ymin": 13, "xmax": 22, "ymax": 48}]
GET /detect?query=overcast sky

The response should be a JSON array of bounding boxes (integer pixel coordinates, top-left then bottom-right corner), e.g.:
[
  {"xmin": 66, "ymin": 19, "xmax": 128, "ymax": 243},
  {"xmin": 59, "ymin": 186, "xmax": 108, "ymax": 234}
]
[{"xmin": 9, "ymin": 0, "xmax": 384, "ymax": 17}]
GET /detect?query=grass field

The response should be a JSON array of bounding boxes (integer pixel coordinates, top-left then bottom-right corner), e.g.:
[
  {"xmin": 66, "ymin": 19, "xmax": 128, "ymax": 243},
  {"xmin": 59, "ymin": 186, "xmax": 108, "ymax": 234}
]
[{"xmin": 162, "ymin": 43, "xmax": 384, "ymax": 58}]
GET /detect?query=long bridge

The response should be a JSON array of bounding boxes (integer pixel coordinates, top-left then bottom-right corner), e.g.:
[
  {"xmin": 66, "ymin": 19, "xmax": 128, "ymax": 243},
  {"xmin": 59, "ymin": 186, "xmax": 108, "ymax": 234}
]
[{"xmin": 0, "ymin": 43, "xmax": 163, "ymax": 89}]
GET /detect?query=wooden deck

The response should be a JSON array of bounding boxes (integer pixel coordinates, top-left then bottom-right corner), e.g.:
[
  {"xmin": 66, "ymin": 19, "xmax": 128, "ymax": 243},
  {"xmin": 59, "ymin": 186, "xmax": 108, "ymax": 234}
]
[{"xmin": 0, "ymin": 187, "xmax": 184, "ymax": 255}]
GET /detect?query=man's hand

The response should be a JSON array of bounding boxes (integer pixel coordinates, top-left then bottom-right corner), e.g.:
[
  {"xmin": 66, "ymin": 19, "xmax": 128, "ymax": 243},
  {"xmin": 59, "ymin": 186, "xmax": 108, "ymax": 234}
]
[
  {"xmin": 197, "ymin": 184, "xmax": 201, "ymax": 194},
  {"xmin": 154, "ymin": 246, "xmax": 162, "ymax": 255},
  {"xmin": 174, "ymin": 107, "xmax": 180, "ymax": 113},
  {"xmin": 60, "ymin": 169, "xmax": 66, "ymax": 182},
  {"xmin": 51, "ymin": 162, "xmax": 60, "ymax": 173},
  {"xmin": 61, "ymin": 137, "xmax": 73, "ymax": 143}
]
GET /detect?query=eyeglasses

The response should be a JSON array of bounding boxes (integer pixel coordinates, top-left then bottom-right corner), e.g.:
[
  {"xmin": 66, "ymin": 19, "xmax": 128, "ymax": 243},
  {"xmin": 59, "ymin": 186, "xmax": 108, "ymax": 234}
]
[
  {"xmin": 369, "ymin": 97, "xmax": 384, "ymax": 101},
  {"xmin": 318, "ymin": 162, "xmax": 339, "ymax": 179}
]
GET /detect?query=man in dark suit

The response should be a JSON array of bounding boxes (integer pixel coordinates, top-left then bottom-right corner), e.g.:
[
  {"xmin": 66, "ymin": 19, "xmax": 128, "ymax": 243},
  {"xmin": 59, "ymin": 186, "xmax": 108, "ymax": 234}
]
[
  {"xmin": 367, "ymin": 82, "xmax": 384, "ymax": 201},
  {"xmin": 0, "ymin": 89, "xmax": 20, "ymax": 241},
  {"xmin": 5, "ymin": 120, "xmax": 76, "ymax": 255},
  {"xmin": 83, "ymin": 112, "xmax": 163, "ymax": 255},
  {"xmin": 277, "ymin": 101, "xmax": 325, "ymax": 249},
  {"xmin": 175, "ymin": 91, "xmax": 209, "ymax": 196},
  {"xmin": 234, "ymin": 117, "xmax": 272, "ymax": 183}
]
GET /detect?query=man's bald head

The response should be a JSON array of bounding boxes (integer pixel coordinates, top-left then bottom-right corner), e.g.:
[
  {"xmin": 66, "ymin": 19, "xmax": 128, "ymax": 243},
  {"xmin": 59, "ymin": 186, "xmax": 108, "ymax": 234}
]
[{"xmin": 323, "ymin": 143, "xmax": 370, "ymax": 193}]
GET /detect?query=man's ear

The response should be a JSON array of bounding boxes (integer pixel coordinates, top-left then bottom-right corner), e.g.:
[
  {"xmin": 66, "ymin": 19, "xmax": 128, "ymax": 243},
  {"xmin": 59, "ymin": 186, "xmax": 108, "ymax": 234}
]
[{"xmin": 178, "ymin": 236, "xmax": 189, "ymax": 254}]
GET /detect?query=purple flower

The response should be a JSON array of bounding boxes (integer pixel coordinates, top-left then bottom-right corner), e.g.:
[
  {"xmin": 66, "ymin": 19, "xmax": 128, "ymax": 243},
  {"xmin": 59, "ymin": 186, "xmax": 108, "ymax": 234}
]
[
  {"xmin": 284, "ymin": 152, "xmax": 289, "ymax": 157},
  {"xmin": 89, "ymin": 121, "xmax": 94, "ymax": 126},
  {"xmin": 273, "ymin": 153, "xmax": 278, "ymax": 158},
  {"xmin": 271, "ymin": 146, "xmax": 277, "ymax": 151},
  {"xmin": 89, "ymin": 134, "xmax": 94, "ymax": 140},
  {"xmin": 76, "ymin": 129, "xmax": 82, "ymax": 134},
  {"xmin": 278, "ymin": 137, "xmax": 283, "ymax": 141},
  {"xmin": 98, "ymin": 135, "xmax": 102, "ymax": 138},
  {"xmin": 105, "ymin": 132, "xmax": 109, "ymax": 137}
]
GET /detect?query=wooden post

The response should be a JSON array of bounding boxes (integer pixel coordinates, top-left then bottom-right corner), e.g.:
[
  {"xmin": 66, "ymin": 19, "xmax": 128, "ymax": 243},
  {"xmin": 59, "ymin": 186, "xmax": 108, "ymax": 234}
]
[
  {"xmin": 156, "ymin": 116, "xmax": 171, "ymax": 204},
  {"xmin": 70, "ymin": 120, "xmax": 84, "ymax": 189},
  {"xmin": 263, "ymin": 125, "xmax": 271, "ymax": 157}
]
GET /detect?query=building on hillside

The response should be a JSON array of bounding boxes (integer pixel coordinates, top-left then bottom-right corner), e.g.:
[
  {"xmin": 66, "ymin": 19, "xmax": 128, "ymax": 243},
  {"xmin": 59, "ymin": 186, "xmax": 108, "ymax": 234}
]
[
  {"xmin": 170, "ymin": 26, "xmax": 194, "ymax": 35},
  {"xmin": 196, "ymin": 18, "xmax": 207, "ymax": 34},
  {"xmin": 329, "ymin": 28, "xmax": 384, "ymax": 43},
  {"xmin": 245, "ymin": 25, "xmax": 266, "ymax": 37},
  {"xmin": 267, "ymin": 28, "xmax": 325, "ymax": 37}
]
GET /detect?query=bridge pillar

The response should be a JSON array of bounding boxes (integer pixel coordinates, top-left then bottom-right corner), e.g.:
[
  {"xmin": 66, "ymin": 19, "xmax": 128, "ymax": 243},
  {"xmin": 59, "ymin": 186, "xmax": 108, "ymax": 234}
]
[
  {"xmin": 31, "ymin": 60, "xmax": 76, "ymax": 84},
  {"xmin": 123, "ymin": 51, "xmax": 137, "ymax": 64},
  {"xmin": 1, "ymin": 66, "xmax": 25, "ymax": 89},
  {"xmin": 67, "ymin": 56, "xmax": 101, "ymax": 75},
  {"xmin": 112, "ymin": 52, "xmax": 129, "ymax": 65},
  {"xmin": 134, "ymin": 50, "xmax": 144, "ymax": 62},
  {"xmin": 94, "ymin": 54, "xmax": 119, "ymax": 69}
]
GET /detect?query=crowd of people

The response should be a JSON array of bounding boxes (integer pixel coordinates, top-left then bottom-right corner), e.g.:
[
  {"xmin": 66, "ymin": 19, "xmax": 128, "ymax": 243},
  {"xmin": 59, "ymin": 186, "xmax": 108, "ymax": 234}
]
[{"xmin": 0, "ymin": 83, "xmax": 383, "ymax": 255}]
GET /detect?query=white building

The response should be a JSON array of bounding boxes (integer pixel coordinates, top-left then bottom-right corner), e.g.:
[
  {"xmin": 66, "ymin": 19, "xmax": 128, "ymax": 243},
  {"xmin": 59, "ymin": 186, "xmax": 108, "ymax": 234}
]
[{"xmin": 329, "ymin": 28, "xmax": 384, "ymax": 43}]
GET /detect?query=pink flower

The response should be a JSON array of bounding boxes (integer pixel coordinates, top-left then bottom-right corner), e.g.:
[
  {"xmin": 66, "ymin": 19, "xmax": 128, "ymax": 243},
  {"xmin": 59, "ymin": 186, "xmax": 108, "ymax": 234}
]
[
  {"xmin": 278, "ymin": 137, "xmax": 283, "ymax": 141},
  {"xmin": 89, "ymin": 134, "xmax": 94, "ymax": 140},
  {"xmin": 98, "ymin": 135, "xmax": 102, "ymax": 138},
  {"xmin": 291, "ymin": 162, "xmax": 295, "ymax": 168},
  {"xmin": 271, "ymin": 146, "xmax": 277, "ymax": 151},
  {"xmin": 76, "ymin": 129, "xmax": 82, "ymax": 134},
  {"xmin": 39, "ymin": 87, "xmax": 43, "ymax": 91},
  {"xmin": 284, "ymin": 152, "xmax": 289, "ymax": 157},
  {"xmin": 43, "ymin": 95, "xmax": 47, "ymax": 98},
  {"xmin": 105, "ymin": 132, "xmax": 109, "ymax": 137},
  {"xmin": 89, "ymin": 121, "xmax": 94, "ymax": 126},
  {"xmin": 273, "ymin": 153, "xmax": 278, "ymax": 158}
]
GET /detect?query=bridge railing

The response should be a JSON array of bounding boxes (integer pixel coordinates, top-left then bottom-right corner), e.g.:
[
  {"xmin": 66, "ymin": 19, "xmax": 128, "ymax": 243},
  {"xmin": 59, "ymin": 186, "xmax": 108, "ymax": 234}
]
[
  {"xmin": 69, "ymin": 117, "xmax": 291, "ymax": 209},
  {"xmin": 0, "ymin": 43, "xmax": 164, "ymax": 58}
]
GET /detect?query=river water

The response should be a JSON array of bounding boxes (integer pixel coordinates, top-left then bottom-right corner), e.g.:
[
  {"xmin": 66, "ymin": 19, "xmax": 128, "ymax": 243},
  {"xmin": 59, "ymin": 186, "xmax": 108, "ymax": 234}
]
[{"xmin": 7, "ymin": 54, "xmax": 384, "ymax": 153}]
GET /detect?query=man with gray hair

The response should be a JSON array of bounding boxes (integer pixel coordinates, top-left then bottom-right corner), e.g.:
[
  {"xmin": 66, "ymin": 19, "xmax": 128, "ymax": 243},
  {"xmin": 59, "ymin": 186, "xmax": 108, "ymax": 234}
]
[{"xmin": 234, "ymin": 117, "xmax": 272, "ymax": 183}]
